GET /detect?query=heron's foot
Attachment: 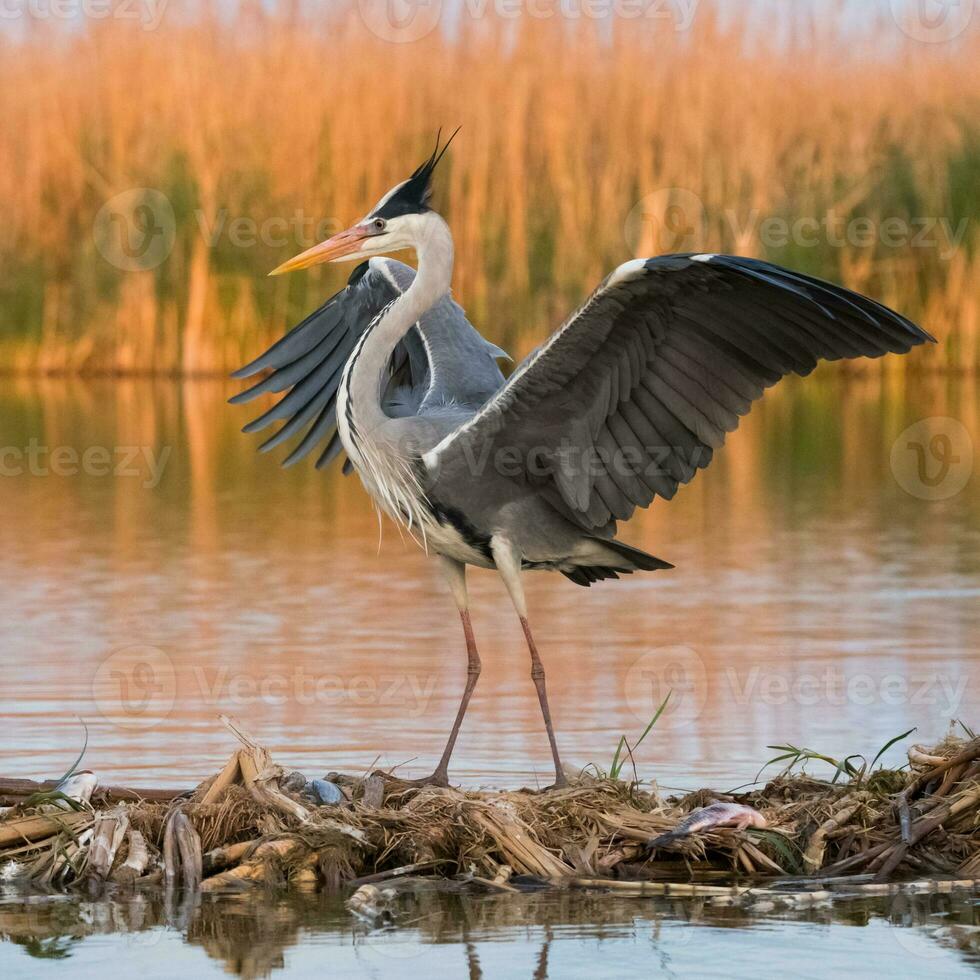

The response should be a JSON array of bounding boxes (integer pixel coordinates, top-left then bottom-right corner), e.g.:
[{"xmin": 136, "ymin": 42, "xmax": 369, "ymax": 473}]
[
  {"xmin": 406, "ymin": 769, "xmax": 451, "ymax": 788},
  {"xmin": 542, "ymin": 771, "xmax": 569, "ymax": 792}
]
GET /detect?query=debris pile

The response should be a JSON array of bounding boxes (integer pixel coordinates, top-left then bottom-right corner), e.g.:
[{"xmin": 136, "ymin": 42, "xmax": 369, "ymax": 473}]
[{"xmin": 2, "ymin": 718, "xmax": 978, "ymax": 894}]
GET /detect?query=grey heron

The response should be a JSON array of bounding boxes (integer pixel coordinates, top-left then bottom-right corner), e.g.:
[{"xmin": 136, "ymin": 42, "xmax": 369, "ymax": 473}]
[{"xmin": 233, "ymin": 133, "xmax": 934, "ymax": 788}]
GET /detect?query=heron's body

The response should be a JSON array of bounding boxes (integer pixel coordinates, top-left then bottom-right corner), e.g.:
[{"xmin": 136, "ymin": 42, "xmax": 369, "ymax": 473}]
[{"xmin": 233, "ymin": 135, "xmax": 934, "ymax": 787}]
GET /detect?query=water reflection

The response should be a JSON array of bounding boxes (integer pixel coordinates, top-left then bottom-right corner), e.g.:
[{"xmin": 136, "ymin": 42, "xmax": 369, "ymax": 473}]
[
  {"xmin": 1, "ymin": 885, "xmax": 978, "ymax": 978},
  {"xmin": 0, "ymin": 374, "xmax": 977, "ymax": 791}
]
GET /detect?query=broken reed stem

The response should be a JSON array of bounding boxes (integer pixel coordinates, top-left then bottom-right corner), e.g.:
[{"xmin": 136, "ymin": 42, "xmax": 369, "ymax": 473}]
[
  {"xmin": 803, "ymin": 799, "xmax": 867, "ymax": 871},
  {"xmin": 88, "ymin": 807, "xmax": 129, "ymax": 881},
  {"xmin": 174, "ymin": 812, "xmax": 203, "ymax": 890},
  {"xmin": 112, "ymin": 829, "xmax": 149, "ymax": 884},
  {"xmin": 199, "ymin": 839, "xmax": 302, "ymax": 893},
  {"xmin": 896, "ymin": 742, "xmax": 980, "ymax": 842},
  {"xmin": 0, "ymin": 811, "xmax": 91, "ymax": 849},
  {"xmin": 202, "ymin": 839, "xmax": 261, "ymax": 875}
]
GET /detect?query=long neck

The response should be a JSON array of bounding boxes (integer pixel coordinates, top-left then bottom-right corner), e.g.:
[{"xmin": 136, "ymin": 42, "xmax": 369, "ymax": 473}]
[{"xmin": 346, "ymin": 213, "xmax": 454, "ymax": 436}]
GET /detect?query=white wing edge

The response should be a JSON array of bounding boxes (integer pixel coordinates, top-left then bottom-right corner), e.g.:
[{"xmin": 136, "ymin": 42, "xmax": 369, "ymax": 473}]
[{"xmin": 421, "ymin": 258, "xmax": 652, "ymax": 470}]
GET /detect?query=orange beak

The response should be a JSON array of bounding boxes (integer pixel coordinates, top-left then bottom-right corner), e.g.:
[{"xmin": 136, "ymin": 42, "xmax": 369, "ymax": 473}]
[{"xmin": 268, "ymin": 225, "xmax": 370, "ymax": 276}]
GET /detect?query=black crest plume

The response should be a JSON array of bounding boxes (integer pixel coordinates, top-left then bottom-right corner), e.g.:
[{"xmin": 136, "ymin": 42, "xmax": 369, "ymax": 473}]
[{"xmin": 369, "ymin": 128, "xmax": 459, "ymax": 220}]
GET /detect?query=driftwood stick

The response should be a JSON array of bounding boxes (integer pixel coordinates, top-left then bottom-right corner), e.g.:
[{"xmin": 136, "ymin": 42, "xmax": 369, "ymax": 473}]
[
  {"xmin": 112, "ymin": 829, "xmax": 150, "ymax": 884},
  {"xmin": 349, "ymin": 861, "xmax": 439, "ymax": 886},
  {"xmin": 199, "ymin": 838, "xmax": 303, "ymax": 892},
  {"xmin": 804, "ymin": 800, "xmax": 866, "ymax": 870},
  {"xmin": 467, "ymin": 872, "xmax": 520, "ymax": 893},
  {"xmin": 361, "ymin": 775, "xmax": 386, "ymax": 809},
  {"xmin": 907, "ymin": 746, "xmax": 950, "ymax": 768},
  {"xmin": 174, "ymin": 812, "xmax": 203, "ymax": 890},
  {"xmin": 0, "ymin": 778, "xmax": 188, "ymax": 806},
  {"xmin": 897, "ymin": 739, "xmax": 980, "ymax": 841},
  {"xmin": 198, "ymin": 752, "xmax": 243, "ymax": 806},
  {"xmin": 875, "ymin": 782, "xmax": 980, "ymax": 881},
  {"xmin": 740, "ymin": 840, "xmax": 785, "ymax": 874},
  {"xmin": 564, "ymin": 877, "xmax": 754, "ymax": 897},
  {"xmin": 896, "ymin": 760, "xmax": 980, "ymax": 843},
  {"xmin": 162, "ymin": 810, "xmax": 180, "ymax": 886},
  {"xmin": 873, "ymin": 842, "xmax": 909, "ymax": 881},
  {"xmin": 819, "ymin": 841, "xmax": 891, "ymax": 877},
  {"xmin": 88, "ymin": 807, "xmax": 130, "ymax": 880},
  {"xmin": 935, "ymin": 762, "xmax": 968, "ymax": 798},
  {"xmin": 202, "ymin": 839, "xmax": 260, "ymax": 875},
  {"xmin": 0, "ymin": 810, "xmax": 91, "ymax": 848}
]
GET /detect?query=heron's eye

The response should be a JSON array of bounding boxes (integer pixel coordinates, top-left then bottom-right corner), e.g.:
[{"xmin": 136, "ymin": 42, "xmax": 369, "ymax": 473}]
[{"xmin": 372, "ymin": 218, "xmax": 386, "ymax": 232}]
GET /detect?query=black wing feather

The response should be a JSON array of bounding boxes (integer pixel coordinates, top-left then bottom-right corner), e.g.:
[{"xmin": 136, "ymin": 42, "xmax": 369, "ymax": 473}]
[{"xmin": 230, "ymin": 261, "xmax": 396, "ymax": 469}]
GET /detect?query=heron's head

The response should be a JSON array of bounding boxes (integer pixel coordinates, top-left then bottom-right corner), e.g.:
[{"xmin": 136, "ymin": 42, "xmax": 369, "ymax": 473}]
[{"xmin": 269, "ymin": 130, "xmax": 457, "ymax": 276}]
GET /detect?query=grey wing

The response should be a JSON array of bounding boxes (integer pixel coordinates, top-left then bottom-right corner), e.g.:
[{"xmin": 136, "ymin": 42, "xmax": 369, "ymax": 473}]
[
  {"xmin": 231, "ymin": 257, "xmax": 507, "ymax": 470},
  {"xmin": 379, "ymin": 259, "xmax": 508, "ymax": 415},
  {"xmin": 423, "ymin": 254, "xmax": 935, "ymax": 531}
]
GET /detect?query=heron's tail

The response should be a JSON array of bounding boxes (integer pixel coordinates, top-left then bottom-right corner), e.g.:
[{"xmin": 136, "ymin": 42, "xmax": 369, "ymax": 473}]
[
  {"xmin": 561, "ymin": 537, "xmax": 673, "ymax": 587},
  {"xmin": 599, "ymin": 538, "xmax": 674, "ymax": 572}
]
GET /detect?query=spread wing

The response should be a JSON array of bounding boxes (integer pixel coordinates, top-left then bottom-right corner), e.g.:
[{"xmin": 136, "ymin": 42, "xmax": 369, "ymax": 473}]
[
  {"xmin": 231, "ymin": 257, "xmax": 506, "ymax": 470},
  {"xmin": 423, "ymin": 254, "xmax": 935, "ymax": 530}
]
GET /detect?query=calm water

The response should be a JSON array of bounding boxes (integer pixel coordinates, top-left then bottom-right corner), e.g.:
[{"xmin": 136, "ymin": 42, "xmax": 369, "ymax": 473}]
[
  {"xmin": 0, "ymin": 373, "xmax": 977, "ymax": 790},
  {"xmin": 0, "ymin": 373, "xmax": 978, "ymax": 977},
  {"xmin": 1, "ymin": 884, "xmax": 979, "ymax": 978}
]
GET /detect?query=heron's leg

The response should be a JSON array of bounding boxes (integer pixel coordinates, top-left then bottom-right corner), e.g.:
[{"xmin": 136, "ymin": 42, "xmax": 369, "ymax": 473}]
[
  {"xmin": 490, "ymin": 538, "xmax": 568, "ymax": 789},
  {"xmin": 421, "ymin": 556, "xmax": 481, "ymax": 787}
]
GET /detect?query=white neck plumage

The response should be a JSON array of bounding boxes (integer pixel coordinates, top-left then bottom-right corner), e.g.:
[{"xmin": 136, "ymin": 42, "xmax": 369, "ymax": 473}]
[
  {"xmin": 336, "ymin": 212, "xmax": 454, "ymax": 534},
  {"xmin": 341, "ymin": 211, "xmax": 454, "ymax": 441}
]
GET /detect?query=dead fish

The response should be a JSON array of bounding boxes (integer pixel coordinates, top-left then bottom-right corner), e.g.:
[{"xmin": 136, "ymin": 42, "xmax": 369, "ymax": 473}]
[{"xmin": 647, "ymin": 802, "xmax": 767, "ymax": 850}]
